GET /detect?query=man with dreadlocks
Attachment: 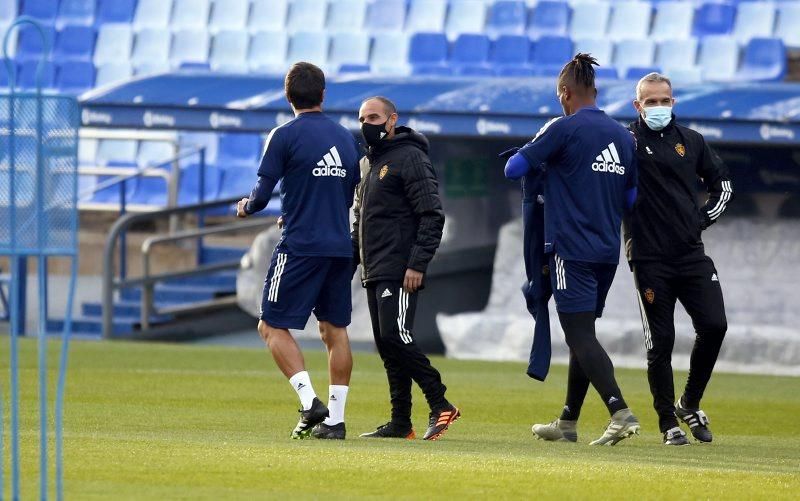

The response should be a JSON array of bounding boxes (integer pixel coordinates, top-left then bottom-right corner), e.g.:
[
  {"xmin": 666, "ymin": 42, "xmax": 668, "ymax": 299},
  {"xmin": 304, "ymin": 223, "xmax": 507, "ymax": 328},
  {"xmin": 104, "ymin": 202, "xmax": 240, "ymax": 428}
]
[{"xmin": 503, "ymin": 54, "xmax": 641, "ymax": 445}]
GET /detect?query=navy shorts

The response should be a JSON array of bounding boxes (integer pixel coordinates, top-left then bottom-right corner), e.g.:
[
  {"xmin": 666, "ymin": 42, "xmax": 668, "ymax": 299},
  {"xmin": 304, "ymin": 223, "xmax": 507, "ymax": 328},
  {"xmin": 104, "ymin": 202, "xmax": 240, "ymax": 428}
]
[
  {"xmin": 260, "ymin": 251, "xmax": 353, "ymax": 330},
  {"xmin": 549, "ymin": 254, "xmax": 617, "ymax": 316}
]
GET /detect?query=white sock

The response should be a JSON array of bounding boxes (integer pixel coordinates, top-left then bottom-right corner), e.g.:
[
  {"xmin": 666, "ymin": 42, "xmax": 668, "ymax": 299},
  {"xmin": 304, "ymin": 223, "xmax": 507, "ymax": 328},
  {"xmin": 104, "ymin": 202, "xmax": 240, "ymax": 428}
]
[
  {"xmin": 288, "ymin": 371, "xmax": 316, "ymax": 410},
  {"xmin": 323, "ymin": 385, "xmax": 349, "ymax": 425}
]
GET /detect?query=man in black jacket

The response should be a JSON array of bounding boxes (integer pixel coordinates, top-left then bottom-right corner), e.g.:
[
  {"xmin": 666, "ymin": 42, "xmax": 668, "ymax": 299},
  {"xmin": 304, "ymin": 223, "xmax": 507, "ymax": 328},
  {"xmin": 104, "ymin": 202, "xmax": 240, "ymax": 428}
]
[
  {"xmin": 626, "ymin": 73, "xmax": 732, "ymax": 446},
  {"xmin": 353, "ymin": 96, "xmax": 460, "ymax": 441}
]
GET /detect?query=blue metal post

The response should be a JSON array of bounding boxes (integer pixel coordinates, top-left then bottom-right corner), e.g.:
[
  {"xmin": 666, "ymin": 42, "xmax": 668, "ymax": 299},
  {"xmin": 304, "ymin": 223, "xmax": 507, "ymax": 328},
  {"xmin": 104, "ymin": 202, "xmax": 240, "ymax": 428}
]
[
  {"xmin": 197, "ymin": 148, "xmax": 206, "ymax": 265},
  {"xmin": 119, "ymin": 179, "xmax": 127, "ymax": 282}
]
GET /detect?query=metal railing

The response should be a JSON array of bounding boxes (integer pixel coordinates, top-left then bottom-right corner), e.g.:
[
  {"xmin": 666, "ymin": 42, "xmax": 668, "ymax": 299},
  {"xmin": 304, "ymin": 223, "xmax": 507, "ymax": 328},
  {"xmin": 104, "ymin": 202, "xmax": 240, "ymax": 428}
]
[{"xmin": 101, "ymin": 196, "xmax": 274, "ymax": 338}]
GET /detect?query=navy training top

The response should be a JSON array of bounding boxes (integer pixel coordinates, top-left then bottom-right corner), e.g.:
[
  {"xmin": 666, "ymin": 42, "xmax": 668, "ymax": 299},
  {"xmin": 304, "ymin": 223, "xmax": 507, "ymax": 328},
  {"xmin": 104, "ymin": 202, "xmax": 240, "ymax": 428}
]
[
  {"xmin": 509, "ymin": 106, "xmax": 638, "ymax": 264},
  {"xmin": 245, "ymin": 111, "xmax": 361, "ymax": 257}
]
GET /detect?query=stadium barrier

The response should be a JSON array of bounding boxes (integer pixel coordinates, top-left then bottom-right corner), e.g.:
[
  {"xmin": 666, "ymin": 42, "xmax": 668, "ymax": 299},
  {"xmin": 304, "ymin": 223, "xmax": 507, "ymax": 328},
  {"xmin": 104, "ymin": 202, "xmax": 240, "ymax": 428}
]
[{"xmin": 1, "ymin": 16, "xmax": 79, "ymax": 501}]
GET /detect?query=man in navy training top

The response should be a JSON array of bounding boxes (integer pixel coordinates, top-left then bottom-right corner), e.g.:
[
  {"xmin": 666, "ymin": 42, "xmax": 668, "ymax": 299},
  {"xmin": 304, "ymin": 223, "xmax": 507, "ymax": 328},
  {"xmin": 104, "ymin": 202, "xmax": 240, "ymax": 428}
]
[
  {"xmin": 237, "ymin": 62, "xmax": 361, "ymax": 440},
  {"xmin": 503, "ymin": 54, "xmax": 641, "ymax": 445}
]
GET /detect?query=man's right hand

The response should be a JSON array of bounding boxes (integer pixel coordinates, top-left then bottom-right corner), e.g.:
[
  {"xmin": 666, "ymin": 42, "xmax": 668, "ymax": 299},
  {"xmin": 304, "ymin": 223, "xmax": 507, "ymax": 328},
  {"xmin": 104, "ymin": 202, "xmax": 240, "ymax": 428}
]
[
  {"xmin": 277, "ymin": 216, "xmax": 284, "ymax": 229},
  {"xmin": 236, "ymin": 198, "xmax": 249, "ymax": 218}
]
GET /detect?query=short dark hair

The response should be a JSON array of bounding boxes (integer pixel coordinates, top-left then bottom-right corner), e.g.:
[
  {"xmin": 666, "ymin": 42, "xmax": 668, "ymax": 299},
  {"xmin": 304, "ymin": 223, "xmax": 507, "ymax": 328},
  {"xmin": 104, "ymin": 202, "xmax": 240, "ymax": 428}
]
[
  {"xmin": 284, "ymin": 62, "xmax": 325, "ymax": 109},
  {"xmin": 362, "ymin": 96, "xmax": 397, "ymax": 117},
  {"xmin": 558, "ymin": 53, "xmax": 599, "ymax": 91}
]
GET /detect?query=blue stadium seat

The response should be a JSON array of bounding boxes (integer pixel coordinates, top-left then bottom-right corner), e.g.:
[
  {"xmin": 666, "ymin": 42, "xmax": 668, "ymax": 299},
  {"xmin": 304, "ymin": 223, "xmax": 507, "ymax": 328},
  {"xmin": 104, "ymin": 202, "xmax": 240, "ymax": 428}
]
[
  {"xmin": 491, "ymin": 34, "xmax": 531, "ymax": 66},
  {"xmin": 530, "ymin": 36, "xmax": 572, "ymax": 76},
  {"xmin": 248, "ymin": 31, "xmax": 288, "ymax": 74},
  {"xmin": 209, "ymin": 0, "xmax": 250, "ymax": 33},
  {"xmin": 413, "ymin": 65, "xmax": 453, "ymax": 77},
  {"xmin": 614, "ymin": 39, "xmax": 656, "ymax": 76},
  {"xmin": 527, "ymin": 1, "xmax": 569, "ymax": 39},
  {"xmin": 217, "ymin": 133, "xmax": 261, "ymax": 166},
  {"xmin": 96, "ymin": 0, "xmax": 137, "ymax": 24},
  {"xmin": 181, "ymin": 132, "xmax": 219, "ymax": 166},
  {"xmin": 249, "ymin": 0, "xmax": 289, "ymax": 33},
  {"xmin": 170, "ymin": 30, "xmax": 211, "ymax": 69},
  {"xmin": 17, "ymin": 60, "xmax": 56, "ymax": 90},
  {"xmin": 137, "ymin": 140, "xmax": 177, "ymax": 167},
  {"xmin": 698, "ymin": 35, "xmax": 739, "ymax": 82},
  {"xmin": 608, "ymin": 2, "xmax": 652, "ymax": 41},
  {"xmin": 339, "ymin": 63, "xmax": 371, "ymax": 74},
  {"xmin": 327, "ymin": 0, "xmax": 369, "ymax": 34},
  {"xmin": 486, "ymin": 1, "xmax": 527, "ymax": 38},
  {"xmin": 406, "ymin": 0, "xmax": 447, "ymax": 34},
  {"xmin": 570, "ymin": 2, "xmax": 611, "ymax": 40},
  {"xmin": 56, "ymin": 60, "xmax": 95, "ymax": 94},
  {"xmin": 733, "ymin": 2, "xmax": 776, "ymax": 43},
  {"xmin": 178, "ymin": 163, "xmax": 222, "ymax": 204},
  {"xmin": 775, "ymin": 4, "xmax": 800, "ymax": 48},
  {"xmin": 172, "ymin": 0, "xmax": 212, "ymax": 31},
  {"xmin": 95, "ymin": 62, "xmax": 133, "ymax": 87},
  {"xmin": 452, "ymin": 34, "xmax": 491, "ymax": 75},
  {"xmin": 129, "ymin": 177, "xmax": 168, "ymax": 206},
  {"xmin": 594, "ymin": 66, "xmax": 618, "ymax": 80},
  {"xmin": 93, "ymin": 24, "xmax": 134, "ymax": 66},
  {"xmin": 131, "ymin": 29, "xmax": 171, "ymax": 72},
  {"xmin": 57, "ymin": 0, "xmax": 96, "ymax": 28},
  {"xmin": 693, "ymin": 2, "xmax": 735, "ymax": 37},
  {"xmin": 409, "ymin": 32, "xmax": 449, "ymax": 74},
  {"xmin": 287, "ymin": 32, "xmax": 329, "ymax": 68},
  {"xmin": 446, "ymin": 0, "xmax": 487, "ymax": 39},
  {"xmin": 217, "ymin": 165, "xmax": 275, "ymax": 202},
  {"xmin": 573, "ymin": 38, "xmax": 613, "ymax": 67},
  {"xmin": 96, "ymin": 139, "xmax": 139, "ymax": 166},
  {"xmin": 651, "ymin": 2, "xmax": 694, "ymax": 41},
  {"xmin": 366, "ymin": 0, "xmax": 406, "ymax": 33},
  {"xmin": 287, "ymin": 0, "xmax": 328, "ymax": 33},
  {"xmin": 656, "ymin": 39, "xmax": 699, "ymax": 73},
  {"xmin": 15, "ymin": 25, "xmax": 56, "ymax": 62},
  {"xmin": 666, "ymin": 66, "xmax": 702, "ymax": 85},
  {"xmin": 624, "ymin": 66, "xmax": 661, "ymax": 81},
  {"xmin": 133, "ymin": 0, "xmax": 174, "ymax": 31},
  {"xmin": 329, "ymin": 33, "xmax": 371, "ymax": 69},
  {"xmin": 371, "ymin": 33, "xmax": 411, "ymax": 76},
  {"xmin": 54, "ymin": 25, "xmax": 96, "ymax": 62},
  {"xmin": 21, "ymin": 0, "xmax": 59, "ymax": 23},
  {"xmin": 210, "ymin": 31, "xmax": 249, "ymax": 73},
  {"xmin": 737, "ymin": 38, "xmax": 787, "ymax": 82}
]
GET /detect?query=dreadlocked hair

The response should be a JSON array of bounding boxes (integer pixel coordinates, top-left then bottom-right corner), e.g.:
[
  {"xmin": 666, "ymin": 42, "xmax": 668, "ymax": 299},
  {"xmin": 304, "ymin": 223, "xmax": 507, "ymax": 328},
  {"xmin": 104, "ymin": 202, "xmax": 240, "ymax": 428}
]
[{"xmin": 558, "ymin": 53, "xmax": 599, "ymax": 90}]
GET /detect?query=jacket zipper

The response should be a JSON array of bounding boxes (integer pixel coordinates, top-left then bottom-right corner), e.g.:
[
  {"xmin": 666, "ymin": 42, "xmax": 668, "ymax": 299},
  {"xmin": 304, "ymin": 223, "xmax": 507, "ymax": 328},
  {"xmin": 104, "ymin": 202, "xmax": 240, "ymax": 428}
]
[{"xmin": 359, "ymin": 166, "xmax": 371, "ymax": 280}]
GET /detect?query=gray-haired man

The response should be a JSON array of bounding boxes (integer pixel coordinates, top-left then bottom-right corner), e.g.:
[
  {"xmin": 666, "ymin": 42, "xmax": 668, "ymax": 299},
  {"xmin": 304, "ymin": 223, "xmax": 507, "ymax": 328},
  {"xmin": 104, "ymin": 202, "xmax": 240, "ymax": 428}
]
[{"xmin": 625, "ymin": 73, "xmax": 733, "ymax": 445}]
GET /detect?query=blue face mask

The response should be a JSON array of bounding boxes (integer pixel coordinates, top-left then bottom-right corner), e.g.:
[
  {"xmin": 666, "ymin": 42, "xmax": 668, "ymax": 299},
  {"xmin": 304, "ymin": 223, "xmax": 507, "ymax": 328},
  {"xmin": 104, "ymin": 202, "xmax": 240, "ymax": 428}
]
[{"xmin": 643, "ymin": 105, "xmax": 672, "ymax": 131}]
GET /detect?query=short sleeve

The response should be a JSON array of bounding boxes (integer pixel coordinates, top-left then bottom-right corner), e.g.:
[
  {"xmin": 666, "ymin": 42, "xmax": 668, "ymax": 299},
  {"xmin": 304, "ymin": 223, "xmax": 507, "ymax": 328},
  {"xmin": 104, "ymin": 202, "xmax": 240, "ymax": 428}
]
[{"xmin": 256, "ymin": 126, "xmax": 288, "ymax": 180}]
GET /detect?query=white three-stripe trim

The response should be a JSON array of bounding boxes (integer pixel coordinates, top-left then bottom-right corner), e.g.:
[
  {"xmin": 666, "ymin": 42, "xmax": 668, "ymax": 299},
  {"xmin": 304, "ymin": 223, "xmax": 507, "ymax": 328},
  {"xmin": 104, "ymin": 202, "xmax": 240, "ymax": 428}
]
[
  {"xmin": 268, "ymin": 253, "xmax": 287, "ymax": 302},
  {"xmin": 555, "ymin": 255, "xmax": 567, "ymax": 290},
  {"xmin": 635, "ymin": 289, "xmax": 652, "ymax": 350},
  {"xmin": 708, "ymin": 180, "xmax": 732, "ymax": 220},
  {"xmin": 397, "ymin": 289, "xmax": 412, "ymax": 344}
]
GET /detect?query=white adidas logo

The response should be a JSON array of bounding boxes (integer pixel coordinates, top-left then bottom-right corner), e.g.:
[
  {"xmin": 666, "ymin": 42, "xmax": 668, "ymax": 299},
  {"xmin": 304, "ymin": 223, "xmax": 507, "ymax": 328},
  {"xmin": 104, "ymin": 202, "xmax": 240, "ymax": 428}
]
[
  {"xmin": 712, "ymin": 273, "xmax": 719, "ymax": 282},
  {"xmin": 313, "ymin": 145, "xmax": 347, "ymax": 177},
  {"xmin": 381, "ymin": 289, "xmax": 392, "ymax": 298},
  {"xmin": 592, "ymin": 142, "xmax": 626, "ymax": 175}
]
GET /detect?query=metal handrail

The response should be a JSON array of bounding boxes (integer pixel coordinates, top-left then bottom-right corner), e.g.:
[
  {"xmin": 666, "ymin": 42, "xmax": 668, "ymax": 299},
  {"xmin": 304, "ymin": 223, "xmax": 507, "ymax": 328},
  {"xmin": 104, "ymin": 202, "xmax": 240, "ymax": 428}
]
[
  {"xmin": 138, "ymin": 219, "xmax": 272, "ymax": 328},
  {"xmin": 101, "ymin": 196, "xmax": 270, "ymax": 337}
]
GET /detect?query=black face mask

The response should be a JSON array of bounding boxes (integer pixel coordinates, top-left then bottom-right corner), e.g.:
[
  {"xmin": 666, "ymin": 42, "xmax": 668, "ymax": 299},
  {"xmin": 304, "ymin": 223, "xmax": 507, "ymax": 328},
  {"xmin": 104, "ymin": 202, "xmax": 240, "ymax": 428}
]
[{"xmin": 361, "ymin": 121, "xmax": 388, "ymax": 147}]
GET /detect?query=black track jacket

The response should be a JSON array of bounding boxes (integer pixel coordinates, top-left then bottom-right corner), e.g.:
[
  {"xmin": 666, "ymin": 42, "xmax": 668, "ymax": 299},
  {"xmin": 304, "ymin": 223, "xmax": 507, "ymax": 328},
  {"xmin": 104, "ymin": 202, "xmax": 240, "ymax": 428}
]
[
  {"xmin": 352, "ymin": 126, "xmax": 445, "ymax": 285},
  {"xmin": 625, "ymin": 115, "xmax": 734, "ymax": 262}
]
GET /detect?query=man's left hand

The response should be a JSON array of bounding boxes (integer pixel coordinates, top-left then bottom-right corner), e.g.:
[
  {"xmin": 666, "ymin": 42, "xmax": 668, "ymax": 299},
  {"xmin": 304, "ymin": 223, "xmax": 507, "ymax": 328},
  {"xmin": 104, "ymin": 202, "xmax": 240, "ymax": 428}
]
[
  {"xmin": 403, "ymin": 269, "xmax": 423, "ymax": 293},
  {"xmin": 236, "ymin": 198, "xmax": 249, "ymax": 218}
]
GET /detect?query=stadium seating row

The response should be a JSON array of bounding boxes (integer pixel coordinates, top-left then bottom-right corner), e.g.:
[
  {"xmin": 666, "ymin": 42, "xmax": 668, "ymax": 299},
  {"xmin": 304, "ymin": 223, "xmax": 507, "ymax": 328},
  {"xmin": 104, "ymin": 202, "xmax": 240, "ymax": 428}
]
[
  {"xmin": 77, "ymin": 133, "xmax": 265, "ymax": 207},
  {"xmin": 0, "ymin": 29, "xmax": 787, "ymax": 93},
  {"xmin": 3, "ymin": 0, "xmax": 800, "ymax": 46}
]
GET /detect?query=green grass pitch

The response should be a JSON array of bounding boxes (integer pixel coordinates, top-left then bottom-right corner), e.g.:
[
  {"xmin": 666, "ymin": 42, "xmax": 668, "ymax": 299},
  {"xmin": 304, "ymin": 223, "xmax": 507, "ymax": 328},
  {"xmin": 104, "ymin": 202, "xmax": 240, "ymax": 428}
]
[{"xmin": 2, "ymin": 338, "xmax": 799, "ymax": 499}]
